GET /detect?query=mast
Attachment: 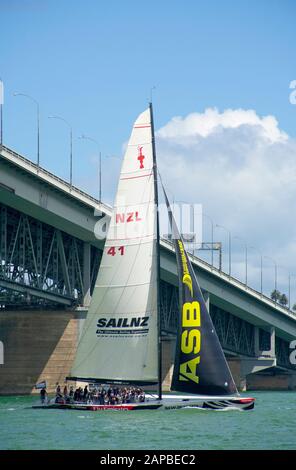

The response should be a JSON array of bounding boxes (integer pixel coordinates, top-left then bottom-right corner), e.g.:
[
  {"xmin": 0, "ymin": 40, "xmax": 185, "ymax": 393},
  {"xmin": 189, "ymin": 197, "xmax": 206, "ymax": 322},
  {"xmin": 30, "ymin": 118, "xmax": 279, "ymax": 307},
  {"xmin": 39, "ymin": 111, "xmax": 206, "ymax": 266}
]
[{"xmin": 150, "ymin": 102, "xmax": 162, "ymax": 400}]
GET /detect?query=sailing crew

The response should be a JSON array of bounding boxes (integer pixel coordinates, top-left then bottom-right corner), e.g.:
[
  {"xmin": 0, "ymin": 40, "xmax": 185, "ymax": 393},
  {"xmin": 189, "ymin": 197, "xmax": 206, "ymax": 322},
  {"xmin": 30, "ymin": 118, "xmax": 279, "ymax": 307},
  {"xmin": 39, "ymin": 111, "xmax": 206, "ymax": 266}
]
[
  {"xmin": 66, "ymin": 384, "xmax": 146, "ymax": 405},
  {"xmin": 63, "ymin": 385, "xmax": 68, "ymax": 397},
  {"xmin": 94, "ymin": 386, "xmax": 146, "ymax": 404},
  {"xmin": 83, "ymin": 385, "xmax": 89, "ymax": 401},
  {"xmin": 40, "ymin": 387, "xmax": 47, "ymax": 404},
  {"xmin": 99, "ymin": 390, "xmax": 105, "ymax": 404}
]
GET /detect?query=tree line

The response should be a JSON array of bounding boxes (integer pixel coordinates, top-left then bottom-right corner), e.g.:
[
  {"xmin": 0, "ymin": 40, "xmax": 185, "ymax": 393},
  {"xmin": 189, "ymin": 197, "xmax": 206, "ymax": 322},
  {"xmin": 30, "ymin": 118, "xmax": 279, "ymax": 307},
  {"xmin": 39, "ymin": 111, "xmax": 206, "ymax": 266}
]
[{"xmin": 270, "ymin": 289, "xmax": 296, "ymax": 311}]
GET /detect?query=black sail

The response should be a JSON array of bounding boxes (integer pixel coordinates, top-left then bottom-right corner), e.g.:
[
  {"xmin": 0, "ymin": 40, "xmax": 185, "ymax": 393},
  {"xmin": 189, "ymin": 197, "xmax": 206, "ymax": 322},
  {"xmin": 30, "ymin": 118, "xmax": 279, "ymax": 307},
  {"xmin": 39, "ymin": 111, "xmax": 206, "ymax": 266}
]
[{"xmin": 163, "ymin": 188, "xmax": 238, "ymax": 396}]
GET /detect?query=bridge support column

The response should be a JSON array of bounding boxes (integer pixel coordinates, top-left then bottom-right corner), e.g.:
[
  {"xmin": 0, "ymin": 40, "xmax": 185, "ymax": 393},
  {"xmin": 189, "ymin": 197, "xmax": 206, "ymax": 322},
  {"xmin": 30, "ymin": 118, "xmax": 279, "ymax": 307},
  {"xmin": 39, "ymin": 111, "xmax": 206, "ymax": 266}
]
[
  {"xmin": 255, "ymin": 325, "xmax": 275, "ymax": 357},
  {"xmin": 270, "ymin": 327, "xmax": 275, "ymax": 357},
  {"xmin": 203, "ymin": 290, "xmax": 210, "ymax": 311},
  {"xmin": 227, "ymin": 357, "xmax": 247, "ymax": 391},
  {"xmin": 147, "ymin": 336, "xmax": 176, "ymax": 392},
  {"xmin": 254, "ymin": 326, "xmax": 260, "ymax": 356},
  {"xmin": 161, "ymin": 337, "xmax": 176, "ymax": 391},
  {"xmin": 83, "ymin": 242, "xmax": 91, "ymax": 307},
  {"xmin": 228, "ymin": 355, "xmax": 277, "ymax": 392}
]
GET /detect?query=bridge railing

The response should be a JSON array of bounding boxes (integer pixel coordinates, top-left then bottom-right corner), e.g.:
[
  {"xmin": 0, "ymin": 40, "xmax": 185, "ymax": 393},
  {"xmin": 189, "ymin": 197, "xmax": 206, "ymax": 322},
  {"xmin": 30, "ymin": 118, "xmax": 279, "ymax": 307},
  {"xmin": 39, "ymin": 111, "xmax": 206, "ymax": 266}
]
[{"xmin": 1, "ymin": 144, "xmax": 112, "ymax": 214}]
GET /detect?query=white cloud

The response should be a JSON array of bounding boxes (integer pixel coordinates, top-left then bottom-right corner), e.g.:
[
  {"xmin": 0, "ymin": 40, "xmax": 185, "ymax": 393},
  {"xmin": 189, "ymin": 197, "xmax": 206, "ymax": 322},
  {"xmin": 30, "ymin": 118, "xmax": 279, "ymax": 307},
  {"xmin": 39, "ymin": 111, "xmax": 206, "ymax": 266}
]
[
  {"xmin": 156, "ymin": 107, "xmax": 296, "ymax": 300},
  {"xmin": 157, "ymin": 107, "xmax": 288, "ymax": 144}
]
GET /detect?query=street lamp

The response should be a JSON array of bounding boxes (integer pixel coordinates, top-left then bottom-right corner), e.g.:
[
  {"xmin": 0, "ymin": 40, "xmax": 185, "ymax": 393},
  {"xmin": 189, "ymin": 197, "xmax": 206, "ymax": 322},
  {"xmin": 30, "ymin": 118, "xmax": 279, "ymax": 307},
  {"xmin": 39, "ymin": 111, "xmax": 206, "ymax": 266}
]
[
  {"xmin": 279, "ymin": 267, "xmax": 296, "ymax": 310},
  {"xmin": 234, "ymin": 235, "xmax": 248, "ymax": 286},
  {"xmin": 288, "ymin": 274, "xmax": 296, "ymax": 311},
  {"xmin": 216, "ymin": 224, "xmax": 232, "ymax": 277},
  {"xmin": 249, "ymin": 246, "xmax": 263, "ymax": 295},
  {"xmin": 13, "ymin": 92, "xmax": 40, "ymax": 168},
  {"xmin": 48, "ymin": 115, "xmax": 73, "ymax": 187},
  {"xmin": 264, "ymin": 256, "xmax": 278, "ymax": 304},
  {"xmin": 79, "ymin": 134, "xmax": 101, "ymax": 201}
]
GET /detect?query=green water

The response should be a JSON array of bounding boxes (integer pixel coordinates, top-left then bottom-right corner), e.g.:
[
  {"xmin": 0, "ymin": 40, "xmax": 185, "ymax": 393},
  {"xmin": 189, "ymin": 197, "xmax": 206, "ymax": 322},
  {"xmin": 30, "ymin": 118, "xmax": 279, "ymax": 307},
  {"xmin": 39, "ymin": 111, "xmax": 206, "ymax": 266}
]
[{"xmin": 0, "ymin": 392, "xmax": 295, "ymax": 450}]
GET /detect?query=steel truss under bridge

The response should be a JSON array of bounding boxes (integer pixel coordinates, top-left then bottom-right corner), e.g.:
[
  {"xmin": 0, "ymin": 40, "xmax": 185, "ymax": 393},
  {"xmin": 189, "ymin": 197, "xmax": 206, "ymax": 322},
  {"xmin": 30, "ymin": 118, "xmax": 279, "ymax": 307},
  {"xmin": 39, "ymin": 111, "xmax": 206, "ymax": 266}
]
[
  {"xmin": 160, "ymin": 288, "xmax": 256, "ymax": 357},
  {"xmin": 276, "ymin": 337, "xmax": 294, "ymax": 370},
  {"xmin": 0, "ymin": 203, "xmax": 101, "ymax": 308},
  {"xmin": 0, "ymin": 203, "xmax": 294, "ymax": 369},
  {"xmin": 160, "ymin": 284, "xmax": 295, "ymax": 370},
  {"xmin": 210, "ymin": 305, "xmax": 255, "ymax": 356},
  {"xmin": 160, "ymin": 288, "xmax": 255, "ymax": 356}
]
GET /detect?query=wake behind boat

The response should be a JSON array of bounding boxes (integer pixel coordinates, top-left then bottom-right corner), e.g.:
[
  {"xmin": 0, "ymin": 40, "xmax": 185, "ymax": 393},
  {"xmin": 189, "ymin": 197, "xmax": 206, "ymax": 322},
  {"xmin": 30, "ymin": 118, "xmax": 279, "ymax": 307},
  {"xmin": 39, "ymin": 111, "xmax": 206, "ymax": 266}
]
[{"xmin": 32, "ymin": 104, "xmax": 255, "ymax": 412}]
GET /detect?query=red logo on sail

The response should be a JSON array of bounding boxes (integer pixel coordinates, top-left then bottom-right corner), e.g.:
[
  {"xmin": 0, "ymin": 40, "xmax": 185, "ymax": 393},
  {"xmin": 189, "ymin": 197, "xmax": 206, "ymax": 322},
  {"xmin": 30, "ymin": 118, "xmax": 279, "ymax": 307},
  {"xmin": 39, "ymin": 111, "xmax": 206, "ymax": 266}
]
[
  {"xmin": 116, "ymin": 212, "xmax": 142, "ymax": 223},
  {"xmin": 137, "ymin": 146, "xmax": 145, "ymax": 169}
]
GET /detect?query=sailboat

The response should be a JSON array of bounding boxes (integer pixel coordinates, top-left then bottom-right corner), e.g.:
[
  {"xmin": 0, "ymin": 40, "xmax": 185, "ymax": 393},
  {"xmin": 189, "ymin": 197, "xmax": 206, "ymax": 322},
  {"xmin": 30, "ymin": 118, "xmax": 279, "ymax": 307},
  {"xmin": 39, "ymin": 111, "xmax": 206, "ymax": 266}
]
[{"xmin": 33, "ymin": 105, "xmax": 255, "ymax": 411}]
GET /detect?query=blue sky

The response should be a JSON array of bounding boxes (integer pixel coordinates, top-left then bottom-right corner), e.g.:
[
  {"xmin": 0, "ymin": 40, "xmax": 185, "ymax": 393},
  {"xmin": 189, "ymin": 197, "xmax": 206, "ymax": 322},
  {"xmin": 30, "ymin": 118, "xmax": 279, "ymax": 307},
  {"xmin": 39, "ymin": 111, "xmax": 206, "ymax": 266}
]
[
  {"xmin": 1, "ymin": 0, "xmax": 296, "ymax": 298},
  {"xmin": 1, "ymin": 0, "xmax": 295, "ymax": 173}
]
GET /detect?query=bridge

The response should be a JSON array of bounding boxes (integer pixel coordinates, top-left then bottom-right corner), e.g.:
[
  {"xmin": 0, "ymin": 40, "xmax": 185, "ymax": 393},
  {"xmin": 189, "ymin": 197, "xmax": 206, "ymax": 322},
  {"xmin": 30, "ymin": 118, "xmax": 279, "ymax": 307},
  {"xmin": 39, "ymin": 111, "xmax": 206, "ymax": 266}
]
[{"xmin": 0, "ymin": 144, "xmax": 296, "ymax": 394}]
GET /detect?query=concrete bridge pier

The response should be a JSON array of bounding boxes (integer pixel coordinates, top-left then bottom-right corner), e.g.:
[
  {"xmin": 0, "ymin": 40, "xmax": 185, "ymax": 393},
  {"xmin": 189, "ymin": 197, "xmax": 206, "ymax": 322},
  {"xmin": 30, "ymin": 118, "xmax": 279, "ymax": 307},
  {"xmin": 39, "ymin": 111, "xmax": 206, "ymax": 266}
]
[
  {"xmin": 246, "ymin": 370, "xmax": 296, "ymax": 391},
  {"xmin": 228, "ymin": 355, "xmax": 276, "ymax": 392},
  {"xmin": 228, "ymin": 325, "xmax": 277, "ymax": 391},
  {"xmin": 83, "ymin": 242, "xmax": 91, "ymax": 307},
  {"xmin": 227, "ymin": 326, "xmax": 296, "ymax": 391},
  {"xmin": 0, "ymin": 309, "xmax": 86, "ymax": 395}
]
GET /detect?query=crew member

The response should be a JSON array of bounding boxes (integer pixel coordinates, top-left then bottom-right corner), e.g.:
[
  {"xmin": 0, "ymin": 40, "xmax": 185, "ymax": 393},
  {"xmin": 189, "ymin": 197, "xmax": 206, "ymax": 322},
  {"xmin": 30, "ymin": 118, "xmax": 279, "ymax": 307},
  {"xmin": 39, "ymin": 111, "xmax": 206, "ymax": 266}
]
[{"xmin": 40, "ymin": 387, "xmax": 47, "ymax": 404}]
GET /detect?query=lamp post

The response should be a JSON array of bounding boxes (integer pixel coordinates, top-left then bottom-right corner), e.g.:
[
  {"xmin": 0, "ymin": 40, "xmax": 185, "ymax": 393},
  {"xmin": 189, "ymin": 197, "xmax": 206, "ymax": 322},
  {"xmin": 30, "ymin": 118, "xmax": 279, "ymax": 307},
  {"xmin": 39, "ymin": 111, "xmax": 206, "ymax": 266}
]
[
  {"xmin": 13, "ymin": 92, "xmax": 40, "ymax": 168},
  {"xmin": 264, "ymin": 256, "xmax": 278, "ymax": 304},
  {"xmin": 203, "ymin": 214, "xmax": 214, "ymax": 266},
  {"xmin": 249, "ymin": 246, "xmax": 263, "ymax": 295},
  {"xmin": 48, "ymin": 115, "xmax": 73, "ymax": 187},
  {"xmin": 79, "ymin": 135, "xmax": 101, "ymax": 201},
  {"xmin": 279, "ymin": 268, "xmax": 296, "ymax": 310},
  {"xmin": 288, "ymin": 273, "xmax": 296, "ymax": 310},
  {"xmin": 234, "ymin": 235, "xmax": 248, "ymax": 286},
  {"xmin": 216, "ymin": 224, "xmax": 231, "ymax": 277}
]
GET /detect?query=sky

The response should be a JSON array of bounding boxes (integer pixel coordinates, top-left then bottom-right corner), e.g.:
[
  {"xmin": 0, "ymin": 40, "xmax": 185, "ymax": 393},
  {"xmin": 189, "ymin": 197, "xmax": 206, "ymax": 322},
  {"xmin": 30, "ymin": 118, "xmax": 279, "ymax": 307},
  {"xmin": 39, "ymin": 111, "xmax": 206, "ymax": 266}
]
[{"xmin": 1, "ymin": 0, "xmax": 296, "ymax": 302}]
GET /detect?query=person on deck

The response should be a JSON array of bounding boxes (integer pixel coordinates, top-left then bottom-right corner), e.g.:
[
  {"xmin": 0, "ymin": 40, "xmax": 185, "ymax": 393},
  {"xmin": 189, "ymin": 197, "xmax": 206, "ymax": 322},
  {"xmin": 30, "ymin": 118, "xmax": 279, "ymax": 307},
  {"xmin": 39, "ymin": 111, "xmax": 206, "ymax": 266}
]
[
  {"xmin": 99, "ymin": 391, "xmax": 105, "ymax": 405},
  {"xmin": 83, "ymin": 385, "xmax": 89, "ymax": 401},
  {"xmin": 40, "ymin": 387, "xmax": 47, "ymax": 404}
]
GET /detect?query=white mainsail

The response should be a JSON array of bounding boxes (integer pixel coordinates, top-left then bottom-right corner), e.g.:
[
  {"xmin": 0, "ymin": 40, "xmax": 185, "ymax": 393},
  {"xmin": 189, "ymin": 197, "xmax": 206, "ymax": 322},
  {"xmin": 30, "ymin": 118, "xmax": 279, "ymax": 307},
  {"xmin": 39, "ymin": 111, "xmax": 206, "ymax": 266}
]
[{"xmin": 70, "ymin": 108, "xmax": 158, "ymax": 384}]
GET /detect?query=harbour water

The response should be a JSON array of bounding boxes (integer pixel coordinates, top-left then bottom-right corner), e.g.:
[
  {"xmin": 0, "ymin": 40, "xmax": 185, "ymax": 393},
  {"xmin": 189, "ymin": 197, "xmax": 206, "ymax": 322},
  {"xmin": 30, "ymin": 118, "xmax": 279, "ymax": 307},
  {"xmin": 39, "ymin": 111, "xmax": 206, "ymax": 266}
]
[{"xmin": 0, "ymin": 391, "xmax": 295, "ymax": 450}]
